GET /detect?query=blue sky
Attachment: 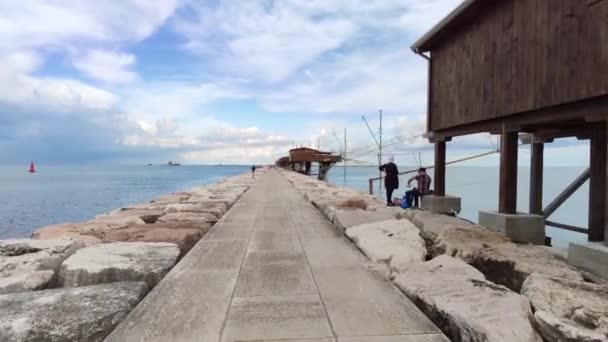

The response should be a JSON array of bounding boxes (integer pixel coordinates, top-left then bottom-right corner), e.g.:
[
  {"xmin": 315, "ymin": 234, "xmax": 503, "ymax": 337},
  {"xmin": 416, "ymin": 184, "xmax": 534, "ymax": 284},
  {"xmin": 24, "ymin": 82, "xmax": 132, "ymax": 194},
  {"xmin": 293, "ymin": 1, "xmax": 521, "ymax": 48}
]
[{"xmin": 0, "ymin": 0, "xmax": 590, "ymax": 166}]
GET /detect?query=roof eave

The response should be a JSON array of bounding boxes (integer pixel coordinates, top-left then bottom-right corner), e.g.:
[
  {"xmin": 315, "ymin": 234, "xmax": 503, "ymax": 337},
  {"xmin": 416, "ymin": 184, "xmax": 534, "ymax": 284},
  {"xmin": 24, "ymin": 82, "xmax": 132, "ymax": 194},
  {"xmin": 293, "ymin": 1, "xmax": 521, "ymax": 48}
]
[{"xmin": 410, "ymin": 0, "xmax": 479, "ymax": 53}]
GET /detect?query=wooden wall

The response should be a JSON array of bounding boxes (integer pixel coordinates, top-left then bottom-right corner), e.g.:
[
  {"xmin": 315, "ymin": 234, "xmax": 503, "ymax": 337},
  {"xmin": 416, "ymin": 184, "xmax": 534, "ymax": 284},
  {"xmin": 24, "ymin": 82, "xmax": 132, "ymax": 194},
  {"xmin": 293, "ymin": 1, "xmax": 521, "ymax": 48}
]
[{"xmin": 429, "ymin": 0, "xmax": 608, "ymax": 132}]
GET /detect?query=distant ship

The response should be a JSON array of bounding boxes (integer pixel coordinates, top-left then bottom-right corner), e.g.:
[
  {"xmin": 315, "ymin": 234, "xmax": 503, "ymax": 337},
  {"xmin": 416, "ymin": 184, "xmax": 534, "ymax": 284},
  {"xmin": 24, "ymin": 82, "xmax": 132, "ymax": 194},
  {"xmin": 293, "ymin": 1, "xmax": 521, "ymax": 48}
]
[{"xmin": 168, "ymin": 161, "xmax": 181, "ymax": 166}]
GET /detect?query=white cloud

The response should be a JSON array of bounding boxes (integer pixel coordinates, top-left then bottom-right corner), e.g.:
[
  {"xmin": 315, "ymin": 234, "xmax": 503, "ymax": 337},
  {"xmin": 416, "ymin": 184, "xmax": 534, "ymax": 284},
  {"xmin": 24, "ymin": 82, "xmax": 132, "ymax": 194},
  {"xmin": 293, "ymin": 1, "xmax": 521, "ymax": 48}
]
[
  {"xmin": 0, "ymin": 51, "xmax": 117, "ymax": 112},
  {"xmin": 73, "ymin": 50, "xmax": 137, "ymax": 83},
  {"xmin": 176, "ymin": 1, "xmax": 357, "ymax": 83},
  {"xmin": 0, "ymin": 1, "xmax": 183, "ymax": 51}
]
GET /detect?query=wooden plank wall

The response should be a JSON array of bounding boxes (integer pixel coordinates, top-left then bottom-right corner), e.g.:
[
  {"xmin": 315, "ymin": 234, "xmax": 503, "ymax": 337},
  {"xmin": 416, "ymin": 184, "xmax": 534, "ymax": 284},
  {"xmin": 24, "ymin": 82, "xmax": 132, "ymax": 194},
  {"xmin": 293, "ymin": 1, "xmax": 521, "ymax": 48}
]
[{"xmin": 429, "ymin": 0, "xmax": 608, "ymax": 132}]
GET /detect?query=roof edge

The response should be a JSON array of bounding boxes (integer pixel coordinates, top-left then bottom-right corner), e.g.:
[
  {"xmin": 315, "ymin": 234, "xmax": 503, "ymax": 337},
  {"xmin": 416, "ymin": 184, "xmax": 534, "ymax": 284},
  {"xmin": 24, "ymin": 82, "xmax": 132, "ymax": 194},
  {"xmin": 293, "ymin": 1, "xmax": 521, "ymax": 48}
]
[{"xmin": 410, "ymin": 0, "xmax": 478, "ymax": 53}]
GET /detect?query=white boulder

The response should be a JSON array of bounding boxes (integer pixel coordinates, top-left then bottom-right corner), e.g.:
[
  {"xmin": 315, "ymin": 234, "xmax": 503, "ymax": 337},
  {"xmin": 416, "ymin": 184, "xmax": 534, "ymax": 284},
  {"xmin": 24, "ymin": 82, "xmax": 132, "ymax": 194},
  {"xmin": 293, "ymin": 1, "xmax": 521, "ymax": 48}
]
[
  {"xmin": 59, "ymin": 242, "xmax": 179, "ymax": 289},
  {"xmin": 0, "ymin": 239, "xmax": 83, "ymax": 294},
  {"xmin": 0, "ymin": 282, "xmax": 147, "ymax": 342},
  {"xmin": 394, "ymin": 255, "xmax": 541, "ymax": 342},
  {"xmin": 346, "ymin": 220, "xmax": 426, "ymax": 277},
  {"xmin": 521, "ymin": 273, "xmax": 608, "ymax": 342}
]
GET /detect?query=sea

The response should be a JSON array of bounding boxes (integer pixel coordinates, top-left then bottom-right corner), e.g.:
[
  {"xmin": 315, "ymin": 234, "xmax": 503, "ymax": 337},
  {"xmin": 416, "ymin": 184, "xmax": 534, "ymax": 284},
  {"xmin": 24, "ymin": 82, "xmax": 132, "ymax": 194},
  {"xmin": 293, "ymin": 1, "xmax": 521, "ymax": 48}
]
[
  {"xmin": 0, "ymin": 165, "xmax": 249, "ymax": 240},
  {"xmin": 0, "ymin": 164, "xmax": 590, "ymax": 248}
]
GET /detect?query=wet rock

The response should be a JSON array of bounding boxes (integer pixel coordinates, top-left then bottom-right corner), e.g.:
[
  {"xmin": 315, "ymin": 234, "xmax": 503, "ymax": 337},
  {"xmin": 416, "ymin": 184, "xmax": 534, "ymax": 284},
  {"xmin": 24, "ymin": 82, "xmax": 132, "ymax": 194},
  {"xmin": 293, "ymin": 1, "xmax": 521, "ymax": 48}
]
[
  {"xmin": 59, "ymin": 242, "xmax": 179, "ymax": 289},
  {"xmin": 471, "ymin": 244, "xmax": 584, "ymax": 292},
  {"xmin": 0, "ymin": 282, "xmax": 147, "ymax": 342},
  {"xmin": 157, "ymin": 212, "xmax": 218, "ymax": 227},
  {"xmin": 521, "ymin": 273, "xmax": 608, "ymax": 342},
  {"xmin": 0, "ymin": 239, "xmax": 83, "ymax": 294},
  {"xmin": 394, "ymin": 255, "xmax": 541, "ymax": 342},
  {"xmin": 346, "ymin": 220, "xmax": 426, "ymax": 277},
  {"xmin": 32, "ymin": 223, "xmax": 102, "ymax": 246},
  {"xmin": 333, "ymin": 209, "xmax": 396, "ymax": 232},
  {"xmin": 102, "ymin": 226, "xmax": 202, "ymax": 257}
]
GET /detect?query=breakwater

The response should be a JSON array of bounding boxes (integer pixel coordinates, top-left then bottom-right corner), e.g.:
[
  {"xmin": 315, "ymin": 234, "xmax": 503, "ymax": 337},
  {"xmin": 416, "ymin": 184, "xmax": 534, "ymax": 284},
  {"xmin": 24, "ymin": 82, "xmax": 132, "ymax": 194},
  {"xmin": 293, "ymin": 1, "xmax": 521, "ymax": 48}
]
[
  {"xmin": 1, "ymin": 168, "xmax": 606, "ymax": 342},
  {"xmin": 0, "ymin": 171, "xmax": 257, "ymax": 342},
  {"xmin": 283, "ymin": 170, "xmax": 608, "ymax": 342}
]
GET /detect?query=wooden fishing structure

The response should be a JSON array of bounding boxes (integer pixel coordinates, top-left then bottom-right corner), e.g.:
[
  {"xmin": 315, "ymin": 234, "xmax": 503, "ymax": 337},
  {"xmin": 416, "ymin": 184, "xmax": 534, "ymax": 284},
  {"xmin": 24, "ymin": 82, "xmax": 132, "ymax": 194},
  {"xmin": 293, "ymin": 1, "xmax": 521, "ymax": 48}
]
[
  {"xmin": 275, "ymin": 147, "xmax": 342, "ymax": 181},
  {"xmin": 411, "ymin": 0, "xmax": 607, "ymax": 252}
]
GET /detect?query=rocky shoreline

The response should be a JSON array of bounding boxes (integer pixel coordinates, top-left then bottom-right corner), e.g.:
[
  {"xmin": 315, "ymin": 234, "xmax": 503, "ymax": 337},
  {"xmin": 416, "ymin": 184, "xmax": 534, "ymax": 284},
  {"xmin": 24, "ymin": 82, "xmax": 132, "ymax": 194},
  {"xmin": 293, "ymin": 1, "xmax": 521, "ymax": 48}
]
[
  {"xmin": 0, "ymin": 172, "xmax": 257, "ymax": 342},
  {"xmin": 282, "ymin": 170, "xmax": 608, "ymax": 342}
]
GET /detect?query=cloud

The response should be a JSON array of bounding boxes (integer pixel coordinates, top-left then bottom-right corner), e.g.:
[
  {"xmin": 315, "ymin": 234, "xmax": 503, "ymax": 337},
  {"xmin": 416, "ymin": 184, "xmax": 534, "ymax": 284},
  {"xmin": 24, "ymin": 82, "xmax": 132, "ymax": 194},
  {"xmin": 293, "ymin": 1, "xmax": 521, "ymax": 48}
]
[
  {"xmin": 175, "ymin": 1, "xmax": 357, "ymax": 83},
  {"xmin": 0, "ymin": 1, "xmax": 183, "ymax": 51},
  {"xmin": 0, "ymin": 51, "xmax": 117, "ymax": 112},
  {"xmin": 73, "ymin": 50, "xmax": 137, "ymax": 83}
]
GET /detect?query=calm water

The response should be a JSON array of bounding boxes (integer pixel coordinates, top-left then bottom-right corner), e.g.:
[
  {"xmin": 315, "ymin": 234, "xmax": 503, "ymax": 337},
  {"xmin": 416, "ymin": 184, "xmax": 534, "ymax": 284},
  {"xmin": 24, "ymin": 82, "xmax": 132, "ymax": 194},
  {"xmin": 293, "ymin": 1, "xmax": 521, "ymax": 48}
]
[
  {"xmin": 0, "ymin": 165, "xmax": 248, "ymax": 239},
  {"xmin": 329, "ymin": 166, "xmax": 590, "ymax": 248},
  {"xmin": 0, "ymin": 164, "xmax": 590, "ymax": 248}
]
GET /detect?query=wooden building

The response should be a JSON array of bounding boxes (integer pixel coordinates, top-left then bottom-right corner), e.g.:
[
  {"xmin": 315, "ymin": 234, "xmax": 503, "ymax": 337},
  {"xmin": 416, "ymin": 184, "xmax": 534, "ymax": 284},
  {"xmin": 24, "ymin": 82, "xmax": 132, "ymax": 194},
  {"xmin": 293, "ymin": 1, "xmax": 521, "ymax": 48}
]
[
  {"xmin": 412, "ymin": 0, "xmax": 607, "ymax": 245},
  {"xmin": 276, "ymin": 147, "xmax": 341, "ymax": 181}
]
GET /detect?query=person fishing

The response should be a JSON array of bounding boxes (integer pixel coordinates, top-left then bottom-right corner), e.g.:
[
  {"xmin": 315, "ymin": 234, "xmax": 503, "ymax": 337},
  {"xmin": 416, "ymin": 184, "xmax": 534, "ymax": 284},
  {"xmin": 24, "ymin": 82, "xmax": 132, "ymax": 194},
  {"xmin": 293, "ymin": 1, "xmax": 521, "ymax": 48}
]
[
  {"xmin": 406, "ymin": 167, "xmax": 432, "ymax": 208},
  {"xmin": 379, "ymin": 156, "xmax": 399, "ymax": 206}
]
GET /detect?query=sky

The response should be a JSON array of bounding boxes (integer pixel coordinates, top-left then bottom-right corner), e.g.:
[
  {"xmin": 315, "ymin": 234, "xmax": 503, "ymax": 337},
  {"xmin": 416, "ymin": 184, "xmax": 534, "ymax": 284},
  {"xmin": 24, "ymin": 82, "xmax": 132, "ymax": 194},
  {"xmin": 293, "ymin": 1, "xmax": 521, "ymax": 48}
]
[{"xmin": 0, "ymin": 0, "xmax": 590, "ymax": 166}]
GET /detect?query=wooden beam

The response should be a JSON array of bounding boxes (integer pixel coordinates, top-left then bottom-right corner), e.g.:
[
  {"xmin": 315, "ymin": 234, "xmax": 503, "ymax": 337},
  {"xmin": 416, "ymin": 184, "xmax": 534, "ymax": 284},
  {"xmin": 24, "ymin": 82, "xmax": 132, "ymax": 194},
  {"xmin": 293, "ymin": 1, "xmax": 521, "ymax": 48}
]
[
  {"xmin": 589, "ymin": 122, "xmax": 607, "ymax": 242},
  {"xmin": 529, "ymin": 142, "xmax": 544, "ymax": 215},
  {"xmin": 434, "ymin": 141, "xmax": 446, "ymax": 196},
  {"xmin": 545, "ymin": 221, "xmax": 588, "ymax": 235},
  {"xmin": 499, "ymin": 130, "xmax": 518, "ymax": 214},
  {"xmin": 430, "ymin": 94, "xmax": 608, "ymax": 140},
  {"xmin": 543, "ymin": 168, "xmax": 590, "ymax": 219}
]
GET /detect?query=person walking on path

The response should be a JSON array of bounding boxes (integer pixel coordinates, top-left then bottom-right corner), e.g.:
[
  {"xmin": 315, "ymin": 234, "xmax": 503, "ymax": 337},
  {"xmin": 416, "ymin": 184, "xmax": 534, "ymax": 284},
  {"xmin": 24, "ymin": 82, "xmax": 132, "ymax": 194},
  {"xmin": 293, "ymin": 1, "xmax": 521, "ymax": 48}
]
[
  {"xmin": 379, "ymin": 156, "xmax": 399, "ymax": 206},
  {"xmin": 251, "ymin": 165, "xmax": 257, "ymax": 178},
  {"xmin": 406, "ymin": 168, "xmax": 432, "ymax": 208}
]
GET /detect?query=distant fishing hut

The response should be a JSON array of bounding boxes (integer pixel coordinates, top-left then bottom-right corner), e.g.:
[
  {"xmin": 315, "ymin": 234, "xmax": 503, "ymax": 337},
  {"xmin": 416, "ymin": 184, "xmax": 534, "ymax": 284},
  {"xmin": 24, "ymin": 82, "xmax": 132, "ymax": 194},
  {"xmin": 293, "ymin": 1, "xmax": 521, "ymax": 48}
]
[
  {"xmin": 412, "ymin": 0, "xmax": 608, "ymax": 277},
  {"xmin": 276, "ymin": 147, "xmax": 341, "ymax": 181}
]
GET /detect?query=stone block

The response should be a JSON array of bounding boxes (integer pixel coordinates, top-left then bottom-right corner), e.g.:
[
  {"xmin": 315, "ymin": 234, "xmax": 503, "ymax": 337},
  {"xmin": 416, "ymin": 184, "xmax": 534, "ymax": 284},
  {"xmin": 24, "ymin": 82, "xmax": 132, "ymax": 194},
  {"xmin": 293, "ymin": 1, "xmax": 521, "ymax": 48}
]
[
  {"xmin": 479, "ymin": 211, "xmax": 546, "ymax": 245},
  {"xmin": 394, "ymin": 255, "xmax": 541, "ymax": 342},
  {"xmin": 0, "ymin": 282, "xmax": 147, "ymax": 342},
  {"xmin": 345, "ymin": 220, "xmax": 426, "ymax": 277},
  {"xmin": 568, "ymin": 242, "xmax": 608, "ymax": 281},
  {"xmin": 521, "ymin": 273, "xmax": 608, "ymax": 342},
  {"xmin": 420, "ymin": 195, "xmax": 461, "ymax": 214},
  {"xmin": 0, "ymin": 239, "xmax": 84, "ymax": 294},
  {"xmin": 59, "ymin": 242, "xmax": 179, "ymax": 289}
]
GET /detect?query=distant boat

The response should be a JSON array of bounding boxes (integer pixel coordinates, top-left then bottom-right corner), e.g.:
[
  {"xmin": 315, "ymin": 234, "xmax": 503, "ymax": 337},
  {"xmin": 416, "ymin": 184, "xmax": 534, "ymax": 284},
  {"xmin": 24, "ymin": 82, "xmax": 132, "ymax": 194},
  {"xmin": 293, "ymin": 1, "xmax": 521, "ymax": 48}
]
[
  {"xmin": 147, "ymin": 163, "xmax": 153, "ymax": 166},
  {"xmin": 168, "ymin": 161, "xmax": 181, "ymax": 166},
  {"xmin": 29, "ymin": 162, "xmax": 36, "ymax": 173}
]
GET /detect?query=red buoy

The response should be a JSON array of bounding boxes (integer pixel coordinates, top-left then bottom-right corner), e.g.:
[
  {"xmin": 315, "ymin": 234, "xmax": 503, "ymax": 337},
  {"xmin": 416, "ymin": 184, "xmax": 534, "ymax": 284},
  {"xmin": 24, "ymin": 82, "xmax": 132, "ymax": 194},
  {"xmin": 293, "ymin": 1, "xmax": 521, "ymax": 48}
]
[{"xmin": 29, "ymin": 162, "xmax": 36, "ymax": 173}]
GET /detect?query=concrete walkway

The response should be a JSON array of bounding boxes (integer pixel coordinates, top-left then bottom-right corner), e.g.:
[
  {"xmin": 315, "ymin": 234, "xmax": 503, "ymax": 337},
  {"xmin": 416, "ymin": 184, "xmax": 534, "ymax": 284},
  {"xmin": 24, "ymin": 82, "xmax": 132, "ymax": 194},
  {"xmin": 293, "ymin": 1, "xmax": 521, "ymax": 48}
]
[{"xmin": 106, "ymin": 171, "xmax": 447, "ymax": 342}]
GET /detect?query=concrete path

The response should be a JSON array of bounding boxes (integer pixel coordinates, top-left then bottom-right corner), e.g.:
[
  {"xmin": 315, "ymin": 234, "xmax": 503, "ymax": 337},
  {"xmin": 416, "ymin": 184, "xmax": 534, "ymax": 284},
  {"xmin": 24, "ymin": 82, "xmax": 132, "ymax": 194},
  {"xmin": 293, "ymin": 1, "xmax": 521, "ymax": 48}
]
[{"xmin": 106, "ymin": 171, "xmax": 447, "ymax": 342}]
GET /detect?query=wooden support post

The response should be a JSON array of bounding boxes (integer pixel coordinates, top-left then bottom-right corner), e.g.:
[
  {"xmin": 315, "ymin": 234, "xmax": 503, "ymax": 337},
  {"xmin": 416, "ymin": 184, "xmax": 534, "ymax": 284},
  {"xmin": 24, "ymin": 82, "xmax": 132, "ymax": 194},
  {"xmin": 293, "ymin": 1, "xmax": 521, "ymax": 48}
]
[
  {"xmin": 434, "ymin": 140, "xmax": 446, "ymax": 196},
  {"xmin": 589, "ymin": 122, "xmax": 607, "ymax": 242},
  {"xmin": 499, "ymin": 130, "xmax": 518, "ymax": 214},
  {"xmin": 529, "ymin": 141, "xmax": 544, "ymax": 215}
]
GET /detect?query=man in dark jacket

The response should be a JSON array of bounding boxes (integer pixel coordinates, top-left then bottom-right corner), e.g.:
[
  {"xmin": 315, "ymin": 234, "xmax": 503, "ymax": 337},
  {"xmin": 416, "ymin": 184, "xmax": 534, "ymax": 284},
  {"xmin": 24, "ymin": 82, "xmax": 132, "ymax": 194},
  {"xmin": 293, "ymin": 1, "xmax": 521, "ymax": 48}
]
[
  {"xmin": 406, "ymin": 167, "xmax": 432, "ymax": 208},
  {"xmin": 379, "ymin": 156, "xmax": 399, "ymax": 206}
]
